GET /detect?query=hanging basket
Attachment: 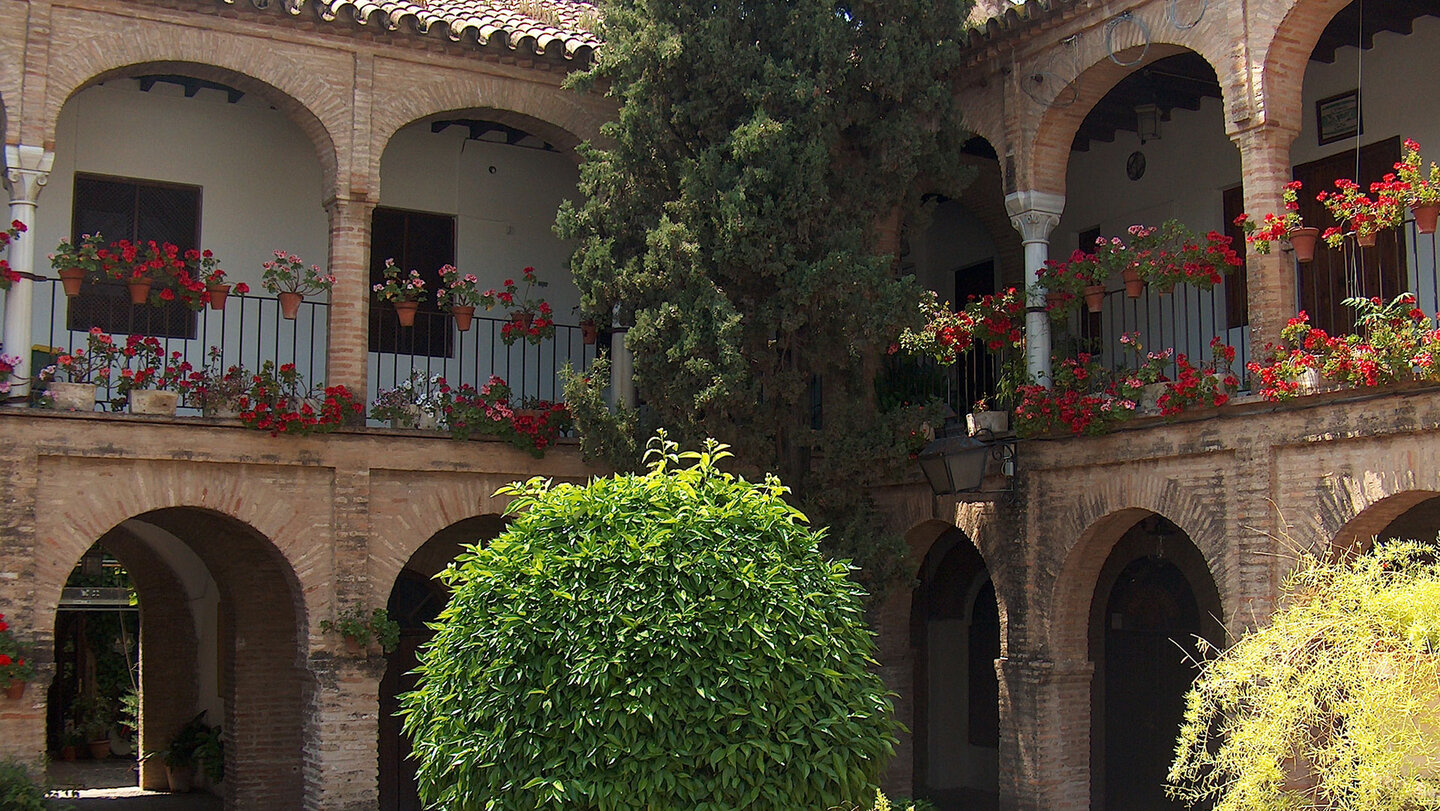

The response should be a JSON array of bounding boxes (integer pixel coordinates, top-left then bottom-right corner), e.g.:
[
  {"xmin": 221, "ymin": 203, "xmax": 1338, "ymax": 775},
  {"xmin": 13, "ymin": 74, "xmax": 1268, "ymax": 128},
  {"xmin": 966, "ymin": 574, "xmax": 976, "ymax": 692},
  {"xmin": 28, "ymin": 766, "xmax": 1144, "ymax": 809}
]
[
  {"xmin": 1354, "ymin": 224, "xmax": 1378, "ymax": 248},
  {"xmin": 393, "ymin": 301, "xmax": 419, "ymax": 328},
  {"xmin": 1414, "ymin": 204, "xmax": 1439, "ymax": 235},
  {"xmin": 127, "ymin": 277, "xmax": 153, "ymax": 305},
  {"xmin": 1083, "ymin": 284, "xmax": 1106, "ymax": 313},
  {"xmin": 451, "ymin": 305, "xmax": 475, "ymax": 333},
  {"xmin": 58, "ymin": 268, "xmax": 85, "ymax": 297},
  {"xmin": 278, "ymin": 292, "xmax": 303, "ymax": 320},
  {"xmin": 1287, "ymin": 227, "xmax": 1320, "ymax": 263}
]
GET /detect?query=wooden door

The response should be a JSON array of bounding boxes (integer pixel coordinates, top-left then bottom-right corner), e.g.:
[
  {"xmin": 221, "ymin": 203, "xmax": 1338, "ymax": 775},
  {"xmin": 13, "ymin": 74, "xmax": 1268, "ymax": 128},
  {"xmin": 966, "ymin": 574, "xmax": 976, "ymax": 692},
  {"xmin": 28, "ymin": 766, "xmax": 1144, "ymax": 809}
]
[{"xmin": 1293, "ymin": 137, "xmax": 1403, "ymax": 336}]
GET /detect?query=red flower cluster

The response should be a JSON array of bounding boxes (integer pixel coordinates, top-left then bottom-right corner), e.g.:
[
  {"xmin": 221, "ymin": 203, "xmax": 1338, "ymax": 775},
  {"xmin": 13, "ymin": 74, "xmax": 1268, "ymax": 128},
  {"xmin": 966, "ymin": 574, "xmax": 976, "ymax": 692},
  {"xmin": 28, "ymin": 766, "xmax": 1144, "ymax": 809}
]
[
  {"xmin": 437, "ymin": 374, "xmax": 571, "ymax": 455},
  {"xmin": 898, "ymin": 288, "xmax": 1025, "ymax": 364},
  {"xmin": 235, "ymin": 361, "xmax": 362, "ymax": 435},
  {"xmin": 0, "ymin": 219, "xmax": 28, "ymax": 290},
  {"xmin": 95, "ymin": 239, "xmax": 221, "ymax": 308}
]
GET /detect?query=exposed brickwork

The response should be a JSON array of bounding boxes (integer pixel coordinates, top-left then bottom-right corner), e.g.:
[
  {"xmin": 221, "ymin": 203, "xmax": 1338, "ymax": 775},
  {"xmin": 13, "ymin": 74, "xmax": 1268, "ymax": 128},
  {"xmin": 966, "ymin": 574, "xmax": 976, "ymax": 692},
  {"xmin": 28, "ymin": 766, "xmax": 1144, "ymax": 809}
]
[{"xmin": 0, "ymin": 411, "xmax": 597, "ymax": 808}]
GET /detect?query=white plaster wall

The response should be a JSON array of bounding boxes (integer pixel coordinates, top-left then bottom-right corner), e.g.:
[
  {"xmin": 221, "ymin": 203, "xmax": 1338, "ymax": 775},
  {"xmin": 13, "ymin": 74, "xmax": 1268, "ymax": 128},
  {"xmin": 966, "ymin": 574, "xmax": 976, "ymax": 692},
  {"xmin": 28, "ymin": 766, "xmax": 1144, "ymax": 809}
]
[
  {"xmin": 910, "ymin": 201, "xmax": 1001, "ymax": 303},
  {"xmin": 372, "ymin": 123, "xmax": 586, "ymax": 401}
]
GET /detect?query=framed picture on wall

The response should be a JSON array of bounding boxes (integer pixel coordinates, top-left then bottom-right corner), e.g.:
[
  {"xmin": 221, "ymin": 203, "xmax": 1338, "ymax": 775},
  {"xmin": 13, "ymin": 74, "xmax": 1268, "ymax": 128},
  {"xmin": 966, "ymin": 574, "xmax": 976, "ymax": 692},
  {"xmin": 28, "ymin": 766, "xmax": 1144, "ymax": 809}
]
[{"xmin": 1316, "ymin": 89, "xmax": 1362, "ymax": 146}]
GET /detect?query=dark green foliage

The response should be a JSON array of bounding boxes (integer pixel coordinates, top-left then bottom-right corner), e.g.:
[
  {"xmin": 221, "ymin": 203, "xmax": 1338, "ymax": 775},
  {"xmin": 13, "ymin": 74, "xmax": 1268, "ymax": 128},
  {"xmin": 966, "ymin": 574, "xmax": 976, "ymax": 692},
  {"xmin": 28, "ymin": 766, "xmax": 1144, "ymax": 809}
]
[
  {"xmin": 400, "ymin": 436, "xmax": 899, "ymax": 810},
  {"xmin": 0, "ymin": 761, "xmax": 60, "ymax": 811},
  {"xmin": 558, "ymin": 0, "xmax": 975, "ymax": 598}
]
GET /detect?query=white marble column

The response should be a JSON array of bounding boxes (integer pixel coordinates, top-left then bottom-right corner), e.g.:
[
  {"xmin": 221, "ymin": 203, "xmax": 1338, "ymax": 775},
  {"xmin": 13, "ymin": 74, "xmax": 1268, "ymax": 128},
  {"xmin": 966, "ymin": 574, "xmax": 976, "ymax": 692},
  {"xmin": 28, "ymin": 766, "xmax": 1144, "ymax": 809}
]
[
  {"xmin": 1005, "ymin": 190, "xmax": 1065, "ymax": 387},
  {"xmin": 3, "ymin": 145, "xmax": 55, "ymax": 402},
  {"xmin": 609, "ymin": 304, "xmax": 636, "ymax": 410}
]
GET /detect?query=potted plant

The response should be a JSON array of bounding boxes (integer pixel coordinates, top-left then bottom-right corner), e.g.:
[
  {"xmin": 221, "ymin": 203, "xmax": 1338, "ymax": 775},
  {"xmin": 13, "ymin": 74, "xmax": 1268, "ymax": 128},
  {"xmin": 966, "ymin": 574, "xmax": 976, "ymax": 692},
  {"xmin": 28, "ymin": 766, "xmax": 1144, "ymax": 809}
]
[
  {"xmin": 1041, "ymin": 246, "xmax": 1111, "ymax": 312},
  {"xmin": 0, "ymin": 220, "xmax": 27, "ymax": 294},
  {"xmin": 235, "ymin": 361, "xmax": 362, "ymax": 436},
  {"xmin": 59, "ymin": 730, "xmax": 83, "ymax": 762},
  {"xmin": 370, "ymin": 372, "xmax": 441, "ymax": 429},
  {"xmin": 193, "ymin": 723, "xmax": 224, "ymax": 788},
  {"xmin": 38, "ymin": 328, "xmax": 119, "ymax": 411},
  {"xmin": 117, "ymin": 334, "xmax": 191, "ymax": 416},
  {"xmin": 372, "ymin": 258, "xmax": 427, "ymax": 327},
  {"xmin": 1318, "ymin": 177, "xmax": 1404, "ymax": 248},
  {"xmin": 320, "ymin": 606, "xmax": 400, "ymax": 655},
  {"xmin": 0, "ymin": 348, "xmax": 21, "ymax": 403},
  {"xmin": 74, "ymin": 696, "xmax": 115, "ymax": 760},
  {"xmin": 1126, "ymin": 221, "xmax": 1242, "ymax": 294},
  {"xmin": 1235, "ymin": 180, "xmax": 1320, "ymax": 262},
  {"xmin": 192, "ymin": 249, "xmax": 234, "ymax": 310},
  {"xmin": 435, "ymin": 264, "xmax": 495, "ymax": 332},
  {"xmin": 496, "ymin": 267, "xmax": 556, "ymax": 345},
  {"xmin": 149, "ymin": 712, "xmax": 215, "ymax": 793},
  {"xmin": 0, "ymin": 613, "xmax": 35, "ymax": 700},
  {"xmin": 49, "ymin": 232, "xmax": 106, "ymax": 297},
  {"xmin": 1393, "ymin": 138, "xmax": 1440, "ymax": 234},
  {"xmin": 262, "ymin": 250, "xmax": 335, "ymax": 320},
  {"xmin": 183, "ymin": 348, "xmax": 249, "ymax": 418}
]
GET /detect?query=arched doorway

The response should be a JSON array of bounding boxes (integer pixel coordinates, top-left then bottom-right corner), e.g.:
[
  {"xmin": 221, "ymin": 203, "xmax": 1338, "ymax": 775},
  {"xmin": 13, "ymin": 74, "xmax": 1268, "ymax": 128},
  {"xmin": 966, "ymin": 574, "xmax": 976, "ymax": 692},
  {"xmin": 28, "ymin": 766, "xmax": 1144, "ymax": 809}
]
[
  {"xmin": 1088, "ymin": 514, "xmax": 1221, "ymax": 811},
  {"xmin": 46, "ymin": 508, "xmax": 307, "ymax": 809},
  {"xmin": 912, "ymin": 528, "xmax": 1000, "ymax": 810},
  {"xmin": 379, "ymin": 514, "xmax": 506, "ymax": 811}
]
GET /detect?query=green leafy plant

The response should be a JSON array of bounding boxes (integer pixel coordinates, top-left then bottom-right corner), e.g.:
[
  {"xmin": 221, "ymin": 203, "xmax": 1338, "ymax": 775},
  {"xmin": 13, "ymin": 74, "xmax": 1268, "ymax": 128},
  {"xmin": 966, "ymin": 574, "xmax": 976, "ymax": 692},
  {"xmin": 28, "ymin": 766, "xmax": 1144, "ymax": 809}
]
[
  {"xmin": 0, "ymin": 760, "xmax": 59, "ymax": 811},
  {"xmin": 1169, "ymin": 541, "xmax": 1440, "ymax": 810},
  {"xmin": 149, "ymin": 711, "xmax": 215, "ymax": 769},
  {"xmin": 320, "ymin": 606, "xmax": 399, "ymax": 654},
  {"xmin": 400, "ymin": 434, "xmax": 899, "ymax": 810}
]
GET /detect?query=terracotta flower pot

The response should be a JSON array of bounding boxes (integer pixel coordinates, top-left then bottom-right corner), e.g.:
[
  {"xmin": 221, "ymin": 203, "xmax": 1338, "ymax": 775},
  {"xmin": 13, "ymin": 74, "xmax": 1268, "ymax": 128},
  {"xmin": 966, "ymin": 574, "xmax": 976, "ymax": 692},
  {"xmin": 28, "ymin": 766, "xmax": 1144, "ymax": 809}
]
[
  {"xmin": 393, "ymin": 301, "xmax": 419, "ymax": 327},
  {"xmin": 451, "ymin": 305, "xmax": 475, "ymax": 333},
  {"xmin": 88, "ymin": 739, "xmax": 111, "ymax": 760},
  {"xmin": 1355, "ymin": 226, "xmax": 1378, "ymax": 248},
  {"xmin": 511, "ymin": 311, "xmax": 534, "ymax": 330},
  {"xmin": 127, "ymin": 277, "xmax": 153, "ymax": 305},
  {"xmin": 58, "ymin": 267, "xmax": 85, "ymax": 297},
  {"xmin": 278, "ymin": 291, "xmax": 303, "ymax": 320},
  {"xmin": 580, "ymin": 320, "xmax": 599, "ymax": 345},
  {"xmin": 129, "ymin": 389, "xmax": 179, "ymax": 416},
  {"xmin": 1287, "ymin": 227, "xmax": 1320, "ymax": 263},
  {"xmin": 47, "ymin": 381, "xmax": 97, "ymax": 412},
  {"xmin": 1045, "ymin": 291, "xmax": 1070, "ymax": 310},
  {"xmin": 1083, "ymin": 284, "xmax": 1106, "ymax": 313},
  {"xmin": 1414, "ymin": 204, "xmax": 1440, "ymax": 235},
  {"xmin": 60, "ymin": 746, "xmax": 77, "ymax": 762},
  {"xmin": 1122, "ymin": 267, "xmax": 1144, "ymax": 298},
  {"xmin": 4, "ymin": 681, "xmax": 24, "ymax": 700},
  {"xmin": 343, "ymin": 636, "xmax": 365, "ymax": 655},
  {"xmin": 207, "ymin": 283, "xmax": 230, "ymax": 311}
]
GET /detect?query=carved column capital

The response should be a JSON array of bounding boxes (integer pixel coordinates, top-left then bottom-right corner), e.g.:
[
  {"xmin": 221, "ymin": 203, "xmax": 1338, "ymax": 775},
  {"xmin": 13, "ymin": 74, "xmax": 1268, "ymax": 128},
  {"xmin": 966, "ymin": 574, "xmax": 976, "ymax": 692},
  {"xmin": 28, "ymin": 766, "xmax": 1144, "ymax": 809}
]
[
  {"xmin": 1004, "ymin": 190, "xmax": 1065, "ymax": 243},
  {"xmin": 4, "ymin": 145, "xmax": 55, "ymax": 205}
]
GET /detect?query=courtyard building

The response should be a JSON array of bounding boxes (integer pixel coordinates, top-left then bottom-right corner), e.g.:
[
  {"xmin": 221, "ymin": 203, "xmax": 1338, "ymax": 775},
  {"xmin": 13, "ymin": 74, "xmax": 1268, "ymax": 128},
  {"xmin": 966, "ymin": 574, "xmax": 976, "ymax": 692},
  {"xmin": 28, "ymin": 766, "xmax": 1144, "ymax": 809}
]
[{"xmin": 0, "ymin": 0, "xmax": 1435, "ymax": 809}]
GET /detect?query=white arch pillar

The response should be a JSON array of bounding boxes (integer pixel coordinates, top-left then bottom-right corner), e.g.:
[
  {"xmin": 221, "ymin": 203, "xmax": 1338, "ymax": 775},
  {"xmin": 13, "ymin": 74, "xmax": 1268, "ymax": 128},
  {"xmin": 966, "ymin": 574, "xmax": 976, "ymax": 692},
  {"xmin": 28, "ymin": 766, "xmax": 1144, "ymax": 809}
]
[
  {"xmin": 2, "ymin": 145, "xmax": 54, "ymax": 403},
  {"xmin": 1005, "ymin": 190, "xmax": 1065, "ymax": 387}
]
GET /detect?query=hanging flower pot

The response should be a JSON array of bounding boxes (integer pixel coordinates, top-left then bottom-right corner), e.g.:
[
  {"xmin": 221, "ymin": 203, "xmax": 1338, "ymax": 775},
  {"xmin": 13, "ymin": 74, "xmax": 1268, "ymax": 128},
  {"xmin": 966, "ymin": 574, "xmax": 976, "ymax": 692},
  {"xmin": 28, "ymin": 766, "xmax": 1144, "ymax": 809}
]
[
  {"xmin": 206, "ymin": 283, "xmax": 231, "ymax": 311},
  {"xmin": 127, "ymin": 277, "xmax": 153, "ymax": 305},
  {"xmin": 46, "ymin": 381, "xmax": 97, "ymax": 412},
  {"xmin": 1083, "ymin": 284, "xmax": 1106, "ymax": 313},
  {"xmin": 393, "ymin": 301, "xmax": 419, "ymax": 328},
  {"xmin": 580, "ymin": 319, "xmax": 599, "ymax": 345},
  {"xmin": 1413, "ymin": 204, "xmax": 1439, "ymax": 235},
  {"xmin": 451, "ymin": 305, "xmax": 475, "ymax": 333},
  {"xmin": 512, "ymin": 311, "xmax": 534, "ymax": 329},
  {"xmin": 1045, "ymin": 291, "xmax": 1070, "ymax": 311},
  {"xmin": 278, "ymin": 291, "xmax": 303, "ymax": 320},
  {"xmin": 4, "ymin": 681, "xmax": 24, "ymax": 700},
  {"xmin": 58, "ymin": 268, "xmax": 85, "ymax": 297},
  {"xmin": 1287, "ymin": 227, "xmax": 1320, "ymax": 263},
  {"xmin": 129, "ymin": 389, "xmax": 179, "ymax": 416},
  {"xmin": 1122, "ymin": 266, "xmax": 1144, "ymax": 298},
  {"xmin": 1355, "ymin": 227, "xmax": 1378, "ymax": 248}
]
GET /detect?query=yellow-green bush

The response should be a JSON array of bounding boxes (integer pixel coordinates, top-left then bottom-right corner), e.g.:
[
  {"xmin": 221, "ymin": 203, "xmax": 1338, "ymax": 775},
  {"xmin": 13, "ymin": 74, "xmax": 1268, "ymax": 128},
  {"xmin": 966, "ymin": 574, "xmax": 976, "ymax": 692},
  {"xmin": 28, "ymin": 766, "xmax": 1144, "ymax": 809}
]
[{"xmin": 1169, "ymin": 541, "xmax": 1440, "ymax": 810}]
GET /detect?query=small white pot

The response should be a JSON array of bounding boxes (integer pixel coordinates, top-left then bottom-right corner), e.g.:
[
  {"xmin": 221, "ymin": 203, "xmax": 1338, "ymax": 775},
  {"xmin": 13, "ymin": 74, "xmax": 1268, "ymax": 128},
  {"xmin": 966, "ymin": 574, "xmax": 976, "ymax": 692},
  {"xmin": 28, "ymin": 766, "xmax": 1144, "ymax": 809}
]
[{"xmin": 966, "ymin": 410, "xmax": 1009, "ymax": 436}]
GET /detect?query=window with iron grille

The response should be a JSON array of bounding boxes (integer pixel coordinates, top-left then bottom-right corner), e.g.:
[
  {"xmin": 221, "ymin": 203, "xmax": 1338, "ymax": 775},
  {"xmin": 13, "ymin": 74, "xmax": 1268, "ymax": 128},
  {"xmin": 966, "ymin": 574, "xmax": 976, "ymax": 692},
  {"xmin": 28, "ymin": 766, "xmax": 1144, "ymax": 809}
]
[
  {"xmin": 368, "ymin": 206, "xmax": 457, "ymax": 357},
  {"xmin": 67, "ymin": 174, "xmax": 202, "ymax": 339}
]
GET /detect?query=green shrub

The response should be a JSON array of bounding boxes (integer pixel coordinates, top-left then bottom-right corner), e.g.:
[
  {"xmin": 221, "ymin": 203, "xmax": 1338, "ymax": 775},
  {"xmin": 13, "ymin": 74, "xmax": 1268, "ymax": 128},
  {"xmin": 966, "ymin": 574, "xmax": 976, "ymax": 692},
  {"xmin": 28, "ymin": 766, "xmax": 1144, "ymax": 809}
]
[
  {"xmin": 400, "ymin": 435, "xmax": 899, "ymax": 810},
  {"xmin": 1169, "ymin": 541, "xmax": 1440, "ymax": 810},
  {"xmin": 0, "ymin": 760, "xmax": 52, "ymax": 811}
]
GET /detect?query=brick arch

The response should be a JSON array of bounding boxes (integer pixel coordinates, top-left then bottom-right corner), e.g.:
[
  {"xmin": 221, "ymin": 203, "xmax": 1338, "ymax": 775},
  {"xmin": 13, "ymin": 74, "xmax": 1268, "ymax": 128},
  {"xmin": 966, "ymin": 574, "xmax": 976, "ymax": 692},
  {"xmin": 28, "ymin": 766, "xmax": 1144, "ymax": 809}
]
[
  {"xmin": 368, "ymin": 75, "xmax": 610, "ymax": 196},
  {"xmin": 367, "ymin": 472, "xmax": 527, "ymax": 604},
  {"xmin": 1020, "ymin": 17, "xmax": 1236, "ymax": 195},
  {"xmin": 1258, "ymin": 0, "xmax": 1353, "ymax": 136},
  {"xmin": 905, "ymin": 515, "xmax": 1012, "ymax": 657},
  {"xmin": 40, "ymin": 34, "xmax": 345, "ymax": 195},
  {"xmin": 1320, "ymin": 487, "xmax": 1440, "ymax": 559},
  {"xmin": 1044, "ymin": 478, "xmax": 1227, "ymax": 664}
]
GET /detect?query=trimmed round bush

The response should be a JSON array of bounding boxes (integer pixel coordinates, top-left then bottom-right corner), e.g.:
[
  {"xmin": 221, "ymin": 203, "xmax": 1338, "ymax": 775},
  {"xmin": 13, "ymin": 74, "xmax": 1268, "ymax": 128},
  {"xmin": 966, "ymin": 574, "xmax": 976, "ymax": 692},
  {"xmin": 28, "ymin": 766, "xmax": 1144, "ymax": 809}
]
[{"xmin": 400, "ymin": 437, "xmax": 898, "ymax": 810}]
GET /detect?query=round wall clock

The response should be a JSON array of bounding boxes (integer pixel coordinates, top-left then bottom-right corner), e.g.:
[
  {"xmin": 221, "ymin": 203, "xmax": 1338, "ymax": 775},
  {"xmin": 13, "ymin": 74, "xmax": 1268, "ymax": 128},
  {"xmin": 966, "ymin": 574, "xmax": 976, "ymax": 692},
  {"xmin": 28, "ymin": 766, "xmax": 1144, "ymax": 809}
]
[{"xmin": 1126, "ymin": 150, "xmax": 1147, "ymax": 181}]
